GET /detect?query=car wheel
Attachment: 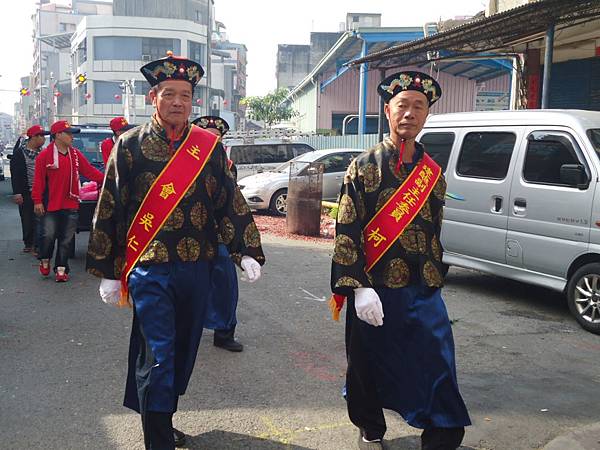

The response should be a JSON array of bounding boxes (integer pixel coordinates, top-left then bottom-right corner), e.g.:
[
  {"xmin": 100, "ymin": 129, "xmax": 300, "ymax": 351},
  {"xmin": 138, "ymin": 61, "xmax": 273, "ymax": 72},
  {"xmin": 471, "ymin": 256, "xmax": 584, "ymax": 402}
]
[
  {"xmin": 566, "ymin": 263, "xmax": 600, "ymax": 335},
  {"xmin": 440, "ymin": 263, "xmax": 450, "ymax": 278},
  {"xmin": 269, "ymin": 189, "xmax": 287, "ymax": 216}
]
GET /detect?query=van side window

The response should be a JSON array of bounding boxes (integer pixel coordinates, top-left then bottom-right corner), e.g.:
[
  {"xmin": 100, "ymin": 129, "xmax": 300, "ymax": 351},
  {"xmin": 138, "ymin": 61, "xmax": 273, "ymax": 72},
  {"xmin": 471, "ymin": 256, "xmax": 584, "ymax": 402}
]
[
  {"xmin": 258, "ymin": 145, "xmax": 289, "ymax": 164},
  {"xmin": 456, "ymin": 132, "xmax": 516, "ymax": 179},
  {"xmin": 523, "ymin": 132, "xmax": 582, "ymax": 186},
  {"xmin": 420, "ymin": 132, "xmax": 454, "ymax": 171}
]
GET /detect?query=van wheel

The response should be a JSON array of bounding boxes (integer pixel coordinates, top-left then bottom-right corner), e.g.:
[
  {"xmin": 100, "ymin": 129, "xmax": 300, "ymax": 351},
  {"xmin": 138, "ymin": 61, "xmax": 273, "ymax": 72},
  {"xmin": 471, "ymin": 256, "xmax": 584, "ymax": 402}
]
[
  {"xmin": 566, "ymin": 263, "xmax": 600, "ymax": 335},
  {"xmin": 441, "ymin": 263, "xmax": 450, "ymax": 278},
  {"xmin": 269, "ymin": 189, "xmax": 287, "ymax": 216}
]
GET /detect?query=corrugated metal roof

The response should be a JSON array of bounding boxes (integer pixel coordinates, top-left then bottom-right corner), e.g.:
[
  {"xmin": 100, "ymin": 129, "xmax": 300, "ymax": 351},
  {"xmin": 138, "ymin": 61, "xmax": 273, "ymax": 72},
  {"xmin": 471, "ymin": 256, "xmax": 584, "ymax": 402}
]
[{"xmin": 348, "ymin": 0, "xmax": 600, "ymax": 69}]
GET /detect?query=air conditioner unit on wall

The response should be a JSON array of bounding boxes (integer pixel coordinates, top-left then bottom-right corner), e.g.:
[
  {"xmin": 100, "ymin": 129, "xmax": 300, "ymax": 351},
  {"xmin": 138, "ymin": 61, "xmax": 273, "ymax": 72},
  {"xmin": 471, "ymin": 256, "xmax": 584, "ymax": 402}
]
[{"xmin": 141, "ymin": 55, "xmax": 151, "ymax": 62}]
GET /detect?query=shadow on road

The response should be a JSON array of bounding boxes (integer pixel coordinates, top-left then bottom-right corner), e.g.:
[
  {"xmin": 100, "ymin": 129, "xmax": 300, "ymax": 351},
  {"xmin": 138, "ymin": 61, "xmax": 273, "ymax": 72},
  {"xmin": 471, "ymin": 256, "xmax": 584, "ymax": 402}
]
[{"xmin": 187, "ymin": 429, "xmax": 313, "ymax": 449}]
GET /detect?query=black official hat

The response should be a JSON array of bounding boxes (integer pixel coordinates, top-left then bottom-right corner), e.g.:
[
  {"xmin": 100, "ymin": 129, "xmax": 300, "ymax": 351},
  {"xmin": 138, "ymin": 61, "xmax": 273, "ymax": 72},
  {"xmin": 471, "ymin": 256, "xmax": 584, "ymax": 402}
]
[
  {"xmin": 140, "ymin": 51, "xmax": 204, "ymax": 88},
  {"xmin": 377, "ymin": 71, "xmax": 442, "ymax": 106},
  {"xmin": 192, "ymin": 115, "xmax": 230, "ymax": 136}
]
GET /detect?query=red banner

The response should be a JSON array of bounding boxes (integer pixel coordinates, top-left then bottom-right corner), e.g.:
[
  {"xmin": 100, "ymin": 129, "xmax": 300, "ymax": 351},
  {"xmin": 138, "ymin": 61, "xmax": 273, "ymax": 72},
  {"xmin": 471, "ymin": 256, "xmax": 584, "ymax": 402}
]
[
  {"xmin": 363, "ymin": 153, "xmax": 441, "ymax": 272},
  {"xmin": 118, "ymin": 125, "xmax": 219, "ymax": 306}
]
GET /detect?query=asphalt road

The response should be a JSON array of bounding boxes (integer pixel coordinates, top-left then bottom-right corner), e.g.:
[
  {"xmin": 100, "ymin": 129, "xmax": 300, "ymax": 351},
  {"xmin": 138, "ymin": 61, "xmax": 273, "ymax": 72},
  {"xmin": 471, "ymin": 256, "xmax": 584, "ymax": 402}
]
[{"xmin": 1, "ymin": 177, "xmax": 599, "ymax": 450}]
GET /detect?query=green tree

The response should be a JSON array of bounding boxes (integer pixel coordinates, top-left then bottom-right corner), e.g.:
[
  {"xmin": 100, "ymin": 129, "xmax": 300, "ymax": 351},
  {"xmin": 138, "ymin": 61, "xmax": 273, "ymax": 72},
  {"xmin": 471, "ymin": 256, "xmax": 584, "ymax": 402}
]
[{"xmin": 240, "ymin": 88, "xmax": 297, "ymax": 128}]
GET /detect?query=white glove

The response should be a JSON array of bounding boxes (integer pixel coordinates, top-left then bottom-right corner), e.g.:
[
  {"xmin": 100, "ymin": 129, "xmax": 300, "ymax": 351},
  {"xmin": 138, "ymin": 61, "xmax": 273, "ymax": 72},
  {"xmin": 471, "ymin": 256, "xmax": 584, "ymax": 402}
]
[
  {"xmin": 99, "ymin": 279, "xmax": 121, "ymax": 305},
  {"xmin": 240, "ymin": 256, "xmax": 261, "ymax": 283},
  {"xmin": 354, "ymin": 287, "xmax": 384, "ymax": 326}
]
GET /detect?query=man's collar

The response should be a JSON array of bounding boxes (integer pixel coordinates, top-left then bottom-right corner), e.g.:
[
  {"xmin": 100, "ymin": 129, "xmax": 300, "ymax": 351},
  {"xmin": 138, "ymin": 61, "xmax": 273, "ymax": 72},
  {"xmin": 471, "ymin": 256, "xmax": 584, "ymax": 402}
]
[{"xmin": 151, "ymin": 114, "xmax": 190, "ymax": 142}]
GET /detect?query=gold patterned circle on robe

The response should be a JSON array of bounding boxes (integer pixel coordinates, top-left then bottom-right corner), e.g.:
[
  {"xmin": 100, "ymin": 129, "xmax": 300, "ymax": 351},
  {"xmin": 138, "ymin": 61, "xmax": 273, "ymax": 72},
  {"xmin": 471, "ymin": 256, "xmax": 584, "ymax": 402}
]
[
  {"xmin": 121, "ymin": 147, "xmax": 133, "ymax": 171},
  {"xmin": 184, "ymin": 180, "xmax": 197, "ymax": 198},
  {"xmin": 163, "ymin": 207, "xmax": 185, "ymax": 231},
  {"xmin": 105, "ymin": 164, "xmax": 116, "ymax": 181},
  {"xmin": 335, "ymin": 277, "xmax": 362, "ymax": 289},
  {"xmin": 337, "ymin": 194, "xmax": 357, "ymax": 225},
  {"xmin": 359, "ymin": 163, "xmax": 381, "ymax": 193},
  {"xmin": 376, "ymin": 188, "xmax": 396, "ymax": 212},
  {"xmin": 177, "ymin": 237, "xmax": 201, "ymax": 261},
  {"xmin": 243, "ymin": 222, "xmax": 261, "ymax": 248},
  {"xmin": 344, "ymin": 161, "xmax": 358, "ymax": 184},
  {"xmin": 423, "ymin": 261, "xmax": 443, "ymax": 286},
  {"xmin": 141, "ymin": 134, "xmax": 170, "ymax": 162},
  {"xmin": 134, "ymin": 172, "xmax": 157, "ymax": 201},
  {"xmin": 205, "ymin": 174, "xmax": 217, "ymax": 199},
  {"xmin": 432, "ymin": 179, "xmax": 446, "ymax": 200},
  {"xmin": 190, "ymin": 202, "xmax": 208, "ymax": 230},
  {"xmin": 419, "ymin": 201, "xmax": 432, "ymax": 221},
  {"xmin": 431, "ymin": 235, "xmax": 442, "ymax": 261},
  {"xmin": 333, "ymin": 234, "xmax": 358, "ymax": 266},
  {"xmin": 139, "ymin": 240, "xmax": 169, "ymax": 264},
  {"xmin": 220, "ymin": 217, "xmax": 235, "ymax": 244},
  {"xmin": 204, "ymin": 241, "xmax": 216, "ymax": 259},
  {"xmin": 399, "ymin": 229, "xmax": 427, "ymax": 253},
  {"xmin": 233, "ymin": 188, "xmax": 251, "ymax": 216},
  {"xmin": 97, "ymin": 189, "xmax": 115, "ymax": 220},
  {"xmin": 114, "ymin": 256, "xmax": 126, "ymax": 278},
  {"xmin": 88, "ymin": 229, "xmax": 112, "ymax": 260},
  {"xmin": 87, "ymin": 268, "xmax": 104, "ymax": 278},
  {"xmin": 334, "ymin": 276, "xmax": 362, "ymax": 289},
  {"xmin": 383, "ymin": 258, "xmax": 410, "ymax": 288}
]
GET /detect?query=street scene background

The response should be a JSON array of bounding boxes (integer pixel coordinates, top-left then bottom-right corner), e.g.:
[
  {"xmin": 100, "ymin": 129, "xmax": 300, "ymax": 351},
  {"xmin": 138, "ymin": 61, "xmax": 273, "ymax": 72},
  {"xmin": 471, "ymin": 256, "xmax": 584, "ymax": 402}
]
[{"xmin": 2, "ymin": 169, "xmax": 600, "ymax": 450}]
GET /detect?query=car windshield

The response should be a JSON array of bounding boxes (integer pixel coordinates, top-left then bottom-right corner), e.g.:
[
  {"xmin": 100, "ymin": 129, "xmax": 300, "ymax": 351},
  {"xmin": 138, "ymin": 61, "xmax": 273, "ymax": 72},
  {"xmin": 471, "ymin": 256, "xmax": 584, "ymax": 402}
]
[
  {"xmin": 72, "ymin": 132, "xmax": 111, "ymax": 165},
  {"xmin": 272, "ymin": 153, "xmax": 314, "ymax": 174},
  {"xmin": 588, "ymin": 129, "xmax": 600, "ymax": 154}
]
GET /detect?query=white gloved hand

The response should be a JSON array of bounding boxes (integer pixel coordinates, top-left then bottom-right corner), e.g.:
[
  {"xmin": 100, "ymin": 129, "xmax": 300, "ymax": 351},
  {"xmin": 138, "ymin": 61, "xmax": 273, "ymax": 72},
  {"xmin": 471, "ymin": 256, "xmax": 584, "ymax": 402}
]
[
  {"xmin": 240, "ymin": 256, "xmax": 261, "ymax": 283},
  {"xmin": 99, "ymin": 279, "xmax": 121, "ymax": 305},
  {"xmin": 354, "ymin": 287, "xmax": 384, "ymax": 326}
]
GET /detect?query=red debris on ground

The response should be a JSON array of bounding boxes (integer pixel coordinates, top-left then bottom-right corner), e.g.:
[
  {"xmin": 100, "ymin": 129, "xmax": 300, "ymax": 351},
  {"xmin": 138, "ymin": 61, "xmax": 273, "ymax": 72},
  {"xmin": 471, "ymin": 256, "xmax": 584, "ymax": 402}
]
[{"xmin": 253, "ymin": 213, "xmax": 335, "ymax": 245}]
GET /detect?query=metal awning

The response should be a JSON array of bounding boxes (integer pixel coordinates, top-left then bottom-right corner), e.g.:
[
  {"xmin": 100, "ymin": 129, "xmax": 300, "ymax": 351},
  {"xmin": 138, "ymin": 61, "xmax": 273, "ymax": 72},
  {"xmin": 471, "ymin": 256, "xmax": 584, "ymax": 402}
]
[
  {"xmin": 38, "ymin": 32, "xmax": 74, "ymax": 50},
  {"xmin": 347, "ymin": 0, "xmax": 600, "ymax": 69}
]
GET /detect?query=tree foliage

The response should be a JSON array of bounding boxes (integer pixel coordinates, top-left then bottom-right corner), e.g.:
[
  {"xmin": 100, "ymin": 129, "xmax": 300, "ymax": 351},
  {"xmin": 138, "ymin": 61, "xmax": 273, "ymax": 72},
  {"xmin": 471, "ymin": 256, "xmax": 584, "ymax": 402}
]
[{"xmin": 241, "ymin": 88, "xmax": 297, "ymax": 127}]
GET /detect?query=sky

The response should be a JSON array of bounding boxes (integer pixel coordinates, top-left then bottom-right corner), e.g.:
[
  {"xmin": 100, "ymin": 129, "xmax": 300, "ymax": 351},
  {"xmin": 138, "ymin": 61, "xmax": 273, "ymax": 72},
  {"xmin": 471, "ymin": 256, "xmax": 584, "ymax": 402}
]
[{"xmin": 0, "ymin": 0, "xmax": 487, "ymax": 115}]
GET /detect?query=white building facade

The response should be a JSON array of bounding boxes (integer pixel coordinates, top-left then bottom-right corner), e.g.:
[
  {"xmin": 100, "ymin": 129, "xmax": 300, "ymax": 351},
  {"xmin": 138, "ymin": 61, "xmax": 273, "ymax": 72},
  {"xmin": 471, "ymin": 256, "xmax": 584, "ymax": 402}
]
[{"xmin": 70, "ymin": 15, "xmax": 210, "ymax": 125}]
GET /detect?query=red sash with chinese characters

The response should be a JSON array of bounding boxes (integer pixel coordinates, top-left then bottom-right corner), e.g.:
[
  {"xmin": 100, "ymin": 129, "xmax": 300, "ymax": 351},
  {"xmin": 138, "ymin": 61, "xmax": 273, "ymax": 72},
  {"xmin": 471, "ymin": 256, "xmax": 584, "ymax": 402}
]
[
  {"xmin": 329, "ymin": 153, "xmax": 441, "ymax": 320},
  {"xmin": 118, "ymin": 125, "xmax": 219, "ymax": 306}
]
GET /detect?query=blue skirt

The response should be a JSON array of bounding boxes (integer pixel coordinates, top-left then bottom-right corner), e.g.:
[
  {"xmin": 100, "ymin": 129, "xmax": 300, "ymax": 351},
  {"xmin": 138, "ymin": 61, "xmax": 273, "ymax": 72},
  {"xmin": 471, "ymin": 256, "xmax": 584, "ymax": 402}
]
[
  {"xmin": 204, "ymin": 244, "xmax": 239, "ymax": 331},
  {"xmin": 347, "ymin": 285, "xmax": 471, "ymax": 429},
  {"xmin": 123, "ymin": 260, "xmax": 212, "ymax": 414}
]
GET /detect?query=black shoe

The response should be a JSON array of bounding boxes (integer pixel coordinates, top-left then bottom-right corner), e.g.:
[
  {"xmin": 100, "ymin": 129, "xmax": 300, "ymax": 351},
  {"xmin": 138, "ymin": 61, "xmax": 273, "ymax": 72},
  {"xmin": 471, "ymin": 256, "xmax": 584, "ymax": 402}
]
[
  {"xmin": 213, "ymin": 328, "xmax": 244, "ymax": 352},
  {"xmin": 173, "ymin": 427, "xmax": 186, "ymax": 448}
]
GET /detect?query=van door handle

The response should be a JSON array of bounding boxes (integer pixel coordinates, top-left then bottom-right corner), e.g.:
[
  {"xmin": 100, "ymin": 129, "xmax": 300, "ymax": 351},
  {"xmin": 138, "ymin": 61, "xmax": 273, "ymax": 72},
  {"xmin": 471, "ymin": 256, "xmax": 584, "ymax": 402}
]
[
  {"xmin": 513, "ymin": 198, "xmax": 527, "ymax": 216},
  {"xmin": 491, "ymin": 196, "xmax": 503, "ymax": 213}
]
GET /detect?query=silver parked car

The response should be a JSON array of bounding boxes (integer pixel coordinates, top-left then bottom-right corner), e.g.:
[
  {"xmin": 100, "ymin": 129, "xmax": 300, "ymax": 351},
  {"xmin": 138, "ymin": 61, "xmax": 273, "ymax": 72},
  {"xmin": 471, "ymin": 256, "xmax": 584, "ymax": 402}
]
[
  {"xmin": 419, "ymin": 109, "xmax": 600, "ymax": 334},
  {"xmin": 238, "ymin": 148, "xmax": 363, "ymax": 215}
]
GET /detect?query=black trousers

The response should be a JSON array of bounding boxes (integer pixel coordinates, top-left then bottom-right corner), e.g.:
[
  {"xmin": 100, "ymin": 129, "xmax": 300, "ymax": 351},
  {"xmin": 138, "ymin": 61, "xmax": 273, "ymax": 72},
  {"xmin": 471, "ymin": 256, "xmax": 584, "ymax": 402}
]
[
  {"xmin": 345, "ymin": 296, "xmax": 465, "ymax": 449},
  {"xmin": 141, "ymin": 411, "xmax": 174, "ymax": 450},
  {"xmin": 17, "ymin": 192, "xmax": 35, "ymax": 248}
]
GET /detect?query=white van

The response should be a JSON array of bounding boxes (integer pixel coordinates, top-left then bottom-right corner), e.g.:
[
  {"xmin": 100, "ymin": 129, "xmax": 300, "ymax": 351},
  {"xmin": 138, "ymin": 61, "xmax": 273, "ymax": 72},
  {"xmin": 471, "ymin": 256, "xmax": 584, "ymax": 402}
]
[{"xmin": 419, "ymin": 110, "xmax": 600, "ymax": 334}]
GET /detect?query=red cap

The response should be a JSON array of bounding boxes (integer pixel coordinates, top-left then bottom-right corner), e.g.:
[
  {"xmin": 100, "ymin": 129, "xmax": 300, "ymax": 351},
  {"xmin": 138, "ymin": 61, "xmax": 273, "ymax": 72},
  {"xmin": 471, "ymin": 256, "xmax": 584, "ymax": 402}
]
[
  {"xmin": 26, "ymin": 125, "xmax": 49, "ymax": 138},
  {"xmin": 109, "ymin": 116, "xmax": 130, "ymax": 133},
  {"xmin": 50, "ymin": 120, "xmax": 81, "ymax": 135}
]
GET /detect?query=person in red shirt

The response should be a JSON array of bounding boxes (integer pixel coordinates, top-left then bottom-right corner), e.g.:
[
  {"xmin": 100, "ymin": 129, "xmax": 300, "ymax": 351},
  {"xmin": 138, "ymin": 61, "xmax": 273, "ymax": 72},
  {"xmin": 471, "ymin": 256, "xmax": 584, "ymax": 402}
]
[
  {"xmin": 100, "ymin": 116, "xmax": 135, "ymax": 165},
  {"xmin": 32, "ymin": 120, "xmax": 104, "ymax": 282}
]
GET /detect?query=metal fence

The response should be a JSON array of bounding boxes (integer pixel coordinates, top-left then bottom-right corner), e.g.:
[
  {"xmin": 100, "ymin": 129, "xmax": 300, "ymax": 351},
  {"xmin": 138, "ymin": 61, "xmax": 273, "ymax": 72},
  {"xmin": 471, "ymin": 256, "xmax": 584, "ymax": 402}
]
[{"xmin": 297, "ymin": 134, "xmax": 381, "ymax": 151}]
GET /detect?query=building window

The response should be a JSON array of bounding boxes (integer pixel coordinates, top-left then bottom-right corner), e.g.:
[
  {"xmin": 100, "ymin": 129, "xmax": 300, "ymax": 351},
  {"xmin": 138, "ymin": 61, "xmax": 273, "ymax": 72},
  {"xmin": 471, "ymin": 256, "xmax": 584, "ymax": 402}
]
[
  {"xmin": 59, "ymin": 22, "xmax": 67, "ymax": 32},
  {"xmin": 77, "ymin": 83, "xmax": 87, "ymax": 107},
  {"xmin": 188, "ymin": 41, "xmax": 205, "ymax": 65},
  {"xmin": 77, "ymin": 38, "xmax": 87, "ymax": 65},
  {"xmin": 142, "ymin": 38, "xmax": 181, "ymax": 61},
  {"xmin": 456, "ymin": 132, "xmax": 516, "ymax": 179},
  {"xmin": 94, "ymin": 80, "xmax": 122, "ymax": 104},
  {"xmin": 94, "ymin": 36, "xmax": 142, "ymax": 61}
]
